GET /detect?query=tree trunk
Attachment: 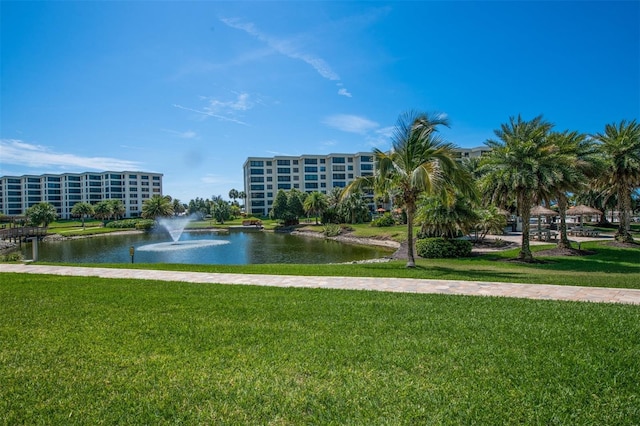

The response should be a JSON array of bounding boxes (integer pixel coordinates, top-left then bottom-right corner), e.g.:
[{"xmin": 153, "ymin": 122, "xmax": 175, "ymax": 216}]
[
  {"xmin": 518, "ymin": 194, "xmax": 534, "ymax": 262},
  {"xmin": 616, "ymin": 186, "xmax": 634, "ymax": 243},
  {"xmin": 406, "ymin": 205, "xmax": 416, "ymax": 268},
  {"xmin": 556, "ymin": 193, "xmax": 571, "ymax": 249}
]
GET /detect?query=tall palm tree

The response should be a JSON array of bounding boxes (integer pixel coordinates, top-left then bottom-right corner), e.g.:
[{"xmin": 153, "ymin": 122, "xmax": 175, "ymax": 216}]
[
  {"xmin": 141, "ymin": 195, "xmax": 174, "ymax": 219},
  {"xmin": 345, "ymin": 111, "xmax": 476, "ymax": 267},
  {"xmin": 70, "ymin": 202, "xmax": 95, "ymax": 229},
  {"xmin": 592, "ymin": 119, "xmax": 640, "ymax": 242},
  {"xmin": 303, "ymin": 191, "xmax": 328, "ymax": 225},
  {"xmin": 93, "ymin": 201, "xmax": 113, "ymax": 223},
  {"xmin": 547, "ymin": 130, "xmax": 601, "ymax": 249},
  {"xmin": 480, "ymin": 115, "xmax": 556, "ymax": 262}
]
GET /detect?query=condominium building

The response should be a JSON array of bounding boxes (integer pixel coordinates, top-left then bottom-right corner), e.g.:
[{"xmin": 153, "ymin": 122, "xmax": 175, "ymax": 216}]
[
  {"xmin": 0, "ymin": 171, "xmax": 163, "ymax": 219},
  {"xmin": 243, "ymin": 148, "xmax": 487, "ymax": 217}
]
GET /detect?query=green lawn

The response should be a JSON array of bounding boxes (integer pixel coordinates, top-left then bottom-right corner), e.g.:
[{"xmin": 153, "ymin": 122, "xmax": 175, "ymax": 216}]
[
  {"xmin": 1, "ymin": 273, "xmax": 638, "ymax": 425},
  {"xmin": 53, "ymin": 241, "xmax": 640, "ymax": 289}
]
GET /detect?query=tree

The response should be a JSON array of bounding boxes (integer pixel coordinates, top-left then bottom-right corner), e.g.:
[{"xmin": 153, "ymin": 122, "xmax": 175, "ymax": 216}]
[
  {"xmin": 547, "ymin": 130, "xmax": 601, "ymax": 249},
  {"xmin": 270, "ymin": 190, "xmax": 289, "ymax": 222},
  {"xmin": 142, "ymin": 195, "xmax": 174, "ymax": 219},
  {"xmin": 416, "ymin": 194, "xmax": 479, "ymax": 238},
  {"xmin": 25, "ymin": 202, "xmax": 57, "ymax": 227},
  {"xmin": 345, "ymin": 111, "xmax": 476, "ymax": 267},
  {"xmin": 70, "ymin": 202, "xmax": 95, "ymax": 228},
  {"xmin": 228, "ymin": 189, "xmax": 240, "ymax": 205},
  {"xmin": 109, "ymin": 199, "xmax": 126, "ymax": 220},
  {"xmin": 93, "ymin": 201, "xmax": 113, "ymax": 223},
  {"xmin": 593, "ymin": 119, "xmax": 640, "ymax": 242},
  {"xmin": 171, "ymin": 198, "xmax": 186, "ymax": 216},
  {"xmin": 340, "ymin": 191, "xmax": 370, "ymax": 224},
  {"xmin": 303, "ymin": 191, "xmax": 328, "ymax": 224},
  {"xmin": 211, "ymin": 198, "xmax": 232, "ymax": 223},
  {"xmin": 479, "ymin": 115, "xmax": 556, "ymax": 261}
]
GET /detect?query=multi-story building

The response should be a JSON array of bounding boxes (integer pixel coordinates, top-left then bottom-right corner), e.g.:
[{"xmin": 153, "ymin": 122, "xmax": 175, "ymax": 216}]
[
  {"xmin": 243, "ymin": 148, "xmax": 487, "ymax": 216},
  {"xmin": 0, "ymin": 171, "xmax": 163, "ymax": 219}
]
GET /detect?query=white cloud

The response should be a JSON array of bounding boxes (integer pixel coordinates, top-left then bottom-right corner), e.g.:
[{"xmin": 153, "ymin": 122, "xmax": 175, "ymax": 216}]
[
  {"xmin": 322, "ymin": 114, "xmax": 379, "ymax": 134},
  {"xmin": 173, "ymin": 104, "xmax": 248, "ymax": 126},
  {"xmin": 161, "ymin": 129, "xmax": 198, "ymax": 139},
  {"xmin": 200, "ymin": 174, "xmax": 236, "ymax": 185},
  {"xmin": 338, "ymin": 88, "xmax": 352, "ymax": 98},
  {"xmin": 0, "ymin": 139, "xmax": 141, "ymax": 171},
  {"xmin": 220, "ymin": 17, "xmax": 341, "ymax": 81},
  {"xmin": 366, "ymin": 126, "xmax": 395, "ymax": 148}
]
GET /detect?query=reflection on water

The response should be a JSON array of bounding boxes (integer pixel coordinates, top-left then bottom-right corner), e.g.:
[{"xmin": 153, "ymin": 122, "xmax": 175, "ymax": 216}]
[{"xmin": 23, "ymin": 230, "xmax": 391, "ymax": 265}]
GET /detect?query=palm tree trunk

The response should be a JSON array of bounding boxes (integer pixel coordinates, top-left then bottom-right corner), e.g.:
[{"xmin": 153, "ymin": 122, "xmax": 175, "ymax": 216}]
[
  {"xmin": 616, "ymin": 186, "xmax": 633, "ymax": 242},
  {"xmin": 406, "ymin": 205, "xmax": 416, "ymax": 268},
  {"xmin": 518, "ymin": 194, "xmax": 534, "ymax": 262},
  {"xmin": 556, "ymin": 193, "xmax": 571, "ymax": 249}
]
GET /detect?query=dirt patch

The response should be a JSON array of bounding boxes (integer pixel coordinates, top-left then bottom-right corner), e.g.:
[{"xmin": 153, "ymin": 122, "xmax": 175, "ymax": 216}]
[
  {"xmin": 535, "ymin": 247, "xmax": 596, "ymax": 257},
  {"xmin": 606, "ymin": 241, "xmax": 640, "ymax": 249}
]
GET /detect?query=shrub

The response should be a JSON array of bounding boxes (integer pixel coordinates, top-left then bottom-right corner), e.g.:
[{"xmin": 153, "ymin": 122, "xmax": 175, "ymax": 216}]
[
  {"xmin": 135, "ymin": 219, "xmax": 156, "ymax": 230},
  {"xmin": 371, "ymin": 213, "xmax": 396, "ymax": 227},
  {"xmin": 0, "ymin": 251, "xmax": 23, "ymax": 262},
  {"xmin": 323, "ymin": 223, "xmax": 342, "ymax": 237},
  {"xmin": 416, "ymin": 238, "xmax": 472, "ymax": 258},
  {"xmin": 106, "ymin": 219, "xmax": 155, "ymax": 230}
]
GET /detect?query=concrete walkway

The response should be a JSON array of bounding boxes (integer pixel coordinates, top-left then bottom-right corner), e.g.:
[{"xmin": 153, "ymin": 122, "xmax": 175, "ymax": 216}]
[{"xmin": 2, "ymin": 263, "xmax": 639, "ymax": 305}]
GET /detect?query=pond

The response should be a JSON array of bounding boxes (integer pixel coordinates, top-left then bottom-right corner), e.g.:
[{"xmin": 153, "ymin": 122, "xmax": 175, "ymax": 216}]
[{"xmin": 22, "ymin": 229, "xmax": 393, "ymax": 265}]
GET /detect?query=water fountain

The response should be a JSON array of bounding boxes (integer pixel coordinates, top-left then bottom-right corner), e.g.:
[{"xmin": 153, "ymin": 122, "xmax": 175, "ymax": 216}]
[{"xmin": 137, "ymin": 215, "xmax": 229, "ymax": 252}]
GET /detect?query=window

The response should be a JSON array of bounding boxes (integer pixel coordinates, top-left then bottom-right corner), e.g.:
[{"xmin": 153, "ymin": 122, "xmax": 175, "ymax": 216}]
[
  {"xmin": 251, "ymin": 176, "xmax": 264, "ymax": 182},
  {"xmin": 305, "ymin": 166, "xmax": 317, "ymax": 173},
  {"xmin": 304, "ymin": 158, "xmax": 317, "ymax": 164},
  {"xmin": 361, "ymin": 164, "xmax": 373, "ymax": 170},
  {"xmin": 250, "ymin": 168, "xmax": 264, "ymax": 175},
  {"xmin": 333, "ymin": 182, "xmax": 346, "ymax": 188},
  {"xmin": 348, "ymin": 158, "xmax": 353, "ymax": 163},
  {"xmin": 332, "ymin": 157, "xmax": 345, "ymax": 163},
  {"xmin": 277, "ymin": 159, "xmax": 290, "ymax": 165},
  {"xmin": 152, "ymin": 176, "xmax": 160, "ymax": 181},
  {"xmin": 305, "ymin": 175, "xmax": 318, "ymax": 181},
  {"xmin": 277, "ymin": 183, "xmax": 291, "ymax": 190},
  {"xmin": 360, "ymin": 156, "xmax": 373, "ymax": 162},
  {"xmin": 277, "ymin": 176, "xmax": 291, "ymax": 182},
  {"xmin": 332, "ymin": 165, "xmax": 345, "ymax": 172},
  {"xmin": 333, "ymin": 173, "xmax": 346, "ymax": 180},
  {"xmin": 277, "ymin": 168, "xmax": 291, "ymax": 174},
  {"xmin": 305, "ymin": 182, "xmax": 318, "ymax": 189},
  {"xmin": 250, "ymin": 160, "xmax": 264, "ymax": 167},
  {"xmin": 250, "ymin": 184, "xmax": 264, "ymax": 190}
]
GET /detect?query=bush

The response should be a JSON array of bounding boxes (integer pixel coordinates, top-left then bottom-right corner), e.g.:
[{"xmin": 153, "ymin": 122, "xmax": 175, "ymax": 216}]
[
  {"xmin": 106, "ymin": 219, "xmax": 155, "ymax": 230},
  {"xmin": 323, "ymin": 223, "xmax": 342, "ymax": 237},
  {"xmin": 371, "ymin": 213, "xmax": 396, "ymax": 227},
  {"xmin": 0, "ymin": 251, "xmax": 23, "ymax": 262},
  {"xmin": 416, "ymin": 238, "xmax": 472, "ymax": 258}
]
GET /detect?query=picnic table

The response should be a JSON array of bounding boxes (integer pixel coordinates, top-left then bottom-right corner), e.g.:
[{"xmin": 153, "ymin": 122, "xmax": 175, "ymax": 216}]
[{"xmin": 529, "ymin": 229, "xmax": 558, "ymax": 241}]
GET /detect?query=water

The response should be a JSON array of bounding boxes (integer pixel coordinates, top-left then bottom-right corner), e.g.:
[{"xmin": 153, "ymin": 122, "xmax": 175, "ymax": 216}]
[{"xmin": 23, "ymin": 230, "xmax": 392, "ymax": 265}]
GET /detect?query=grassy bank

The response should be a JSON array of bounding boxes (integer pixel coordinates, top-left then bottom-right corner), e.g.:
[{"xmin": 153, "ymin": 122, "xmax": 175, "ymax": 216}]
[
  {"xmin": 47, "ymin": 241, "xmax": 640, "ymax": 289},
  {"xmin": 1, "ymin": 273, "xmax": 638, "ymax": 424}
]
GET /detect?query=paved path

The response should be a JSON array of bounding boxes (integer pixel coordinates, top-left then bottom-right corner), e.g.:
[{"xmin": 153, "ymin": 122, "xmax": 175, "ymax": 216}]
[{"xmin": 2, "ymin": 264, "xmax": 639, "ymax": 305}]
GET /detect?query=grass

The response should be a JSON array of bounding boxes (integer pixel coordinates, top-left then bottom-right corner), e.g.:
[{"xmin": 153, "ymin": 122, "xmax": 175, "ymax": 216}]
[
  {"xmin": 47, "ymin": 241, "xmax": 640, "ymax": 289},
  {"xmin": 1, "ymin": 273, "xmax": 638, "ymax": 424}
]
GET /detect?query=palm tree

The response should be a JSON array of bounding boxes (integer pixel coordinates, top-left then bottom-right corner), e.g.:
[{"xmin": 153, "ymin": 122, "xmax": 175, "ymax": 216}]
[
  {"xmin": 480, "ymin": 115, "xmax": 556, "ymax": 262},
  {"xmin": 25, "ymin": 202, "xmax": 57, "ymax": 227},
  {"xmin": 592, "ymin": 119, "xmax": 640, "ymax": 242},
  {"xmin": 141, "ymin": 195, "xmax": 174, "ymax": 219},
  {"xmin": 303, "ymin": 191, "xmax": 328, "ymax": 225},
  {"xmin": 228, "ymin": 189, "xmax": 239, "ymax": 205},
  {"xmin": 416, "ymin": 194, "xmax": 479, "ymax": 238},
  {"xmin": 109, "ymin": 200, "xmax": 126, "ymax": 220},
  {"xmin": 547, "ymin": 130, "xmax": 601, "ymax": 249},
  {"xmin": 70, "ymin": 202, "xmax": 95, "ymax": 228},
  {"xmin": 340, "ymin": 191, "xmax": 369, "ymax": 224},
  {"xmin": 172, "ymin": 198, "xmax": 186, "ymax": 216},
  {"xmin": 345, "ymin": 111, "xmax": 476, "ymax": 267},
  {"xmin": 93, "ymin": 201, "xmax": 113, "ymax": 223}
]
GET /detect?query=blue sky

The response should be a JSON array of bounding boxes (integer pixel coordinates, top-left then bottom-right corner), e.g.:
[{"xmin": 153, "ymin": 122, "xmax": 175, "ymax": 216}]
[{"xmin": 1, "ymin": 1, "xmax": 638, "ymax": 202}]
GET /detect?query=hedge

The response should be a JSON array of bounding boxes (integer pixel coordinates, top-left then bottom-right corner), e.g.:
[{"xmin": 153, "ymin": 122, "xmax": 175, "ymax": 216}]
[{"xmin": 415, "ymin": 237, "xmax": 472, "ymax": 258}]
